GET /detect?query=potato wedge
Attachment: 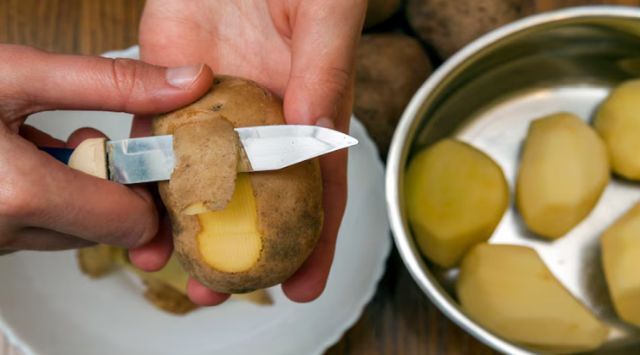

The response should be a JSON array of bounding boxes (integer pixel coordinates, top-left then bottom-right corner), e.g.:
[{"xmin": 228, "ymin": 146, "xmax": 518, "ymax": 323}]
[
  {"xmin": 458, "ymin": 244, "xmax": 609, "ymax": 353},
  {"xmin": 594, "ymin": 79, "xmax": 640, "ymax": 180}
]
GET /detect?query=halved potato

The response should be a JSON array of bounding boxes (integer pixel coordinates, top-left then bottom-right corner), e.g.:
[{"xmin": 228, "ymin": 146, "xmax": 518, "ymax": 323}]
[
  {"xmin": 153, "ymin": 76, "xmax": 323, "ymax": 293},
  {"xmin": 517, "ymin": 112, "xmax": 609, "ymax": 239},
  {"xmin": 404, "ymin": 139, "xmax": 508, "ymax": 267},
  {"xmin": 601, "ymin": 202, "xmax": 640, "ymax": 326}
]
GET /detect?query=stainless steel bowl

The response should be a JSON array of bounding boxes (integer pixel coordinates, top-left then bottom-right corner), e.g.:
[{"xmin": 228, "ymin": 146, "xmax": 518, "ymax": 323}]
[{"xmin": 386, "ymin": 6, "xmax": 640, "ymax": 354}]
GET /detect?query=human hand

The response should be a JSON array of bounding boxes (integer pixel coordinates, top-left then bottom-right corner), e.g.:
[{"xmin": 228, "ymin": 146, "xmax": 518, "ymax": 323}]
[
  {"xmin": 0, "ymin": 44, "xmax": 213, "ymax": 252},
  {"xmin": 133, "ymin": 0, "xmax": 367, "ymax": 304}
]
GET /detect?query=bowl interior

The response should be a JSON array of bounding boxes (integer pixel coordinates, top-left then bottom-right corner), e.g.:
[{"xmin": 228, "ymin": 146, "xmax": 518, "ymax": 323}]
[
  {"xmin": 413, "ymin": 16, "xmax": 640, "ymax": 150},
  {"xmin": 392, "ymin": 7, "xmax": 640, "ymax": 355}
]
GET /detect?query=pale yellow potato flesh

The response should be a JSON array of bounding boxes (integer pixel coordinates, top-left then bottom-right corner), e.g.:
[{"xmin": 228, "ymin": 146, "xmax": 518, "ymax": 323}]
[
  {"xmin": 197, "ymin": 174, "xmax": 261, "ymax": 273},
  {"xmin": 601, "ymin": 202, "xmax": 640, "ymax": 326},
  {"xmin": 404, "ymin": 139, "xmax": 509, "ymax": 268},
  {"xmin": 517, "ymin": 112, "xmax": 610, "ymax": 239},
  {"xmin": 595, "ymin": 80, "xmax": 640, "ymax": 180},
  {"xmin": 458, "ymin": 244, "xmax": 609, "ymax": 353}
]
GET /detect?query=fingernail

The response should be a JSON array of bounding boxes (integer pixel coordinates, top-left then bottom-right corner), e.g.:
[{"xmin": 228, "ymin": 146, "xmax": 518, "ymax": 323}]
[
  {"xmin": 166, "ymin": 64, "xmax": 204, "ymax": 89},
  {"xmin": 316, "ymin": 117, "xmax": 334, "ymax": 129}
]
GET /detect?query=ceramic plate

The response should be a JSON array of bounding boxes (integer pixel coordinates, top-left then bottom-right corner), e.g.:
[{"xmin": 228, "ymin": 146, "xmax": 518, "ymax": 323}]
[{"xmin": 0, "ymin": 46, "xmax": 390, "ymax": 355}]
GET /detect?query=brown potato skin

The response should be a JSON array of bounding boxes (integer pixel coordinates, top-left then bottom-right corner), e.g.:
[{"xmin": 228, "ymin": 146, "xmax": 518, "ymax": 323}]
[
  {"xmin": 364, "ymin": 0, "xmax": 401, "ymax": 28},
  {"xmin": 153, "ymin": 76, "xmax": 324, "ymax": 293},
  {"xmin": 406, "ymin": 0, "xmax": 527, "ymax": 59},
  {"xmin": 170, "ymin": 118, "xmax": 239, "ymax": 212},
  {"xmin": 355, "ymin": 33, "xmax": 432, "ymax": 156}
]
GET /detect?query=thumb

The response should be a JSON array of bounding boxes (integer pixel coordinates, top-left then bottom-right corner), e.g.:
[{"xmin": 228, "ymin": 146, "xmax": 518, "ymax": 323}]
[{"xmin": 0, "ymin": 44, "xmax": 213, "ymax": 120}]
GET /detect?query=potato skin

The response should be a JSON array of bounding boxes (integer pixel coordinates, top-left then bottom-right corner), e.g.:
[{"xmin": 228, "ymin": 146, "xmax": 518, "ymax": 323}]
[
  {"xmin": 355, "ymin": 34, "xmax": 432, "ymax": 155},
  {"xmin": 153, "ymin": 76, "xmax": 323, "ymax": 293},
  {"xmin": 170, "ymin": 118, "xmax": 239, "ymax": 212},
  {"xmin": 406, "ymin": 0, "xmax": 527, "ymax": 58},
  {"xmin": 364, "ymin": 0, "xmax": 401, "ymax": 28}
]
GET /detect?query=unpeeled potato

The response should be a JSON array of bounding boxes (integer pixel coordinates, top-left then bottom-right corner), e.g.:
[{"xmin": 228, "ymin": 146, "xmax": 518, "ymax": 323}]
[
  {"xmin": 458, "ymin": 244, "xmax": 609, "ymax": 353},
  {"xmin": 406, "ymin": 0, "xmax": 527, "ymax": 58},
  {"xmin": 364, "ymin": 0, "xmax": 401, "ymax": 28},
  {"xmin": 404, "ymin": 139, "xmax": 508, "ymax": 267},
  {"xmin": 594, "ymin": 79, "xmax": 640, "ymax": 180},
  {"xmin": 153, "ymin": 76, "xmax": 323, "ymax": 294},
  {"xmin": 355, "ymin": 34, "xmax": 432, "ymax": 155},
  {"xmin": 517, "ymin": 113, "xmax": 609, "ymax": 239},
  {"xmin": 601, "ymin": 202, "xmax": 640, "ymax": 326}
]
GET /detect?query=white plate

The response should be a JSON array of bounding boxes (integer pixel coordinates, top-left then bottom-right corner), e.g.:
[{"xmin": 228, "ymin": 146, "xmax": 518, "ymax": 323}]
[{"xmin": 0, "ymin": 46, "xmax": 391, "ymax": 355}]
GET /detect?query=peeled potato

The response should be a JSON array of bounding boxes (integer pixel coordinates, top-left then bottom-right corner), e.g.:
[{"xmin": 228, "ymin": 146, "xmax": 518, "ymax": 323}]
[
  {"xmin": 601, "ymin": 202, "xmax": 640, "ymax": 326},
  {"xmin": 517, "ymin": 113, "xmax": 609, "ymax": 239},
  {"xmin": 458, "ymin": 244, "xmax": 609, "ymax": 353},
  {"xmin": 594, "ymin": 79, "xmax": 640, "ymax": 180},
  {"xmin": 153, "ymin": 76, "xmax": 323, "ymax": 293},
  {"xmin": 404, "ymin": 139, "xmax": 508, "ymax": 268}
]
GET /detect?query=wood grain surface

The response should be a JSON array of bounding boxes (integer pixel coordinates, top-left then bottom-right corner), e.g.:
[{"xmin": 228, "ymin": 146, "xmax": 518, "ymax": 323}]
[{"xmin": 1, "ymin": 1, "xmax": 639, "ymax": 354}]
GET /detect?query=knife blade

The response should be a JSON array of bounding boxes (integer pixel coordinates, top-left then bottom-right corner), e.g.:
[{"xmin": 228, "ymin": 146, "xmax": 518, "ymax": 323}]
[{"xmin": 47, "ymin": 125, "xmax": 358, "ymax": 184}]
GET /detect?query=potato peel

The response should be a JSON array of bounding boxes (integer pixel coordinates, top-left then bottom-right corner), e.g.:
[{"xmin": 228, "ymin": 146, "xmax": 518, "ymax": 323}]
[{"xmin": 170, "ymin": 117, "xmax": 240, "ymax": 214}]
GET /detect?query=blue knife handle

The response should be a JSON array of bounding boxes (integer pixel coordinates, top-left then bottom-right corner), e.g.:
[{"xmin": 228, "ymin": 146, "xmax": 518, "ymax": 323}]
[{"xmin": 40, "ymin": 147, "xmax": 74, "ymax": 164}]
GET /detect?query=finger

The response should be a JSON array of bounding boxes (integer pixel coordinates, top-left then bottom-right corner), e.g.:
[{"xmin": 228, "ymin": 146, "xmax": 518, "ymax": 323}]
[
  {"xmin": 0, "ymin": 44, "xmax": 214, "ymax": 119},
  {"xmin": 3, "ymin": 227, "xmax": 94, "ymax": 251},
  {"xmin": 280, "ymin": 1, "xmax": 362, "ymax": 302},
  {"xmin": 19, "ymin": 125, "xmax": 65, "ymax": 147},
  {"xmin": 283, "ymin": 1, "xmax": 365, "ymax": 127},
  {"xmin": 282, "ymin": 149, "xmax": 348, "ymax": 302},
  {"xmin": 128, "ymin": 215, "xmax": 173, "ymax": 272},
  {"xmin": 0, "ymin": 126, "xmax": 158, "ymax": 248},
  {"xmin": 187, "ymin": 278, "xmax": 230, "ymax": 306}
]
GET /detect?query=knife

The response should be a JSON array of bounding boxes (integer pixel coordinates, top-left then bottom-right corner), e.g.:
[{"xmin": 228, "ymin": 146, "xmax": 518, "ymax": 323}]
[{"xmin": 42, "ymin": 125, "xmax": 358, "ymax": 184}]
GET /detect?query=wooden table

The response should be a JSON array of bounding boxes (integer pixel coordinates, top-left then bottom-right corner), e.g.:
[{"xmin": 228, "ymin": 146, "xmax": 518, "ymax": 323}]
[{"xmin": 1, "ymin": 0, "xmax": 639, "ymax": 354}]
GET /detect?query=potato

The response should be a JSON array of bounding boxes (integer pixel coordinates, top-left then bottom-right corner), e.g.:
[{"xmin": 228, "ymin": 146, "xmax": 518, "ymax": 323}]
[
  {"xmin": 517, "ymin": 113, "xmax": 609, "ymax": 239},
  {"xmin": 404, "ymin": 139, "xmax": 508, "ymax": 267},
  {"xmin": 76, "ymin": 244, "xmax": 118, "ymax": 278},
  {"xmin": 601, "ymin": 202, "xmax": 640, "ymax": 326},
  {"xmin": 355, "ymin": 34, "xmax": 432, "ymax": 155},
  {"xmin": 406, "ymin": 0, "xmax": 527, "ymax": 58},
  {"xmin": 458, "ymin": 244, "xmax": 609, "ymax": 353},
  {"xmin": 594, "ymin": 79, "xmax": 640, "ymax": 180},
  {"xmin": 153, "ymin": 76, "xmax": 323, "ymax": 294},
  {"xmin": 170, "ymin": 119, "xmax": 239, "ymax": 214},
  {"xmin": 364, "ymin": 0, "xmax": 401, "ymax": 28},
  {"xmin": 76, "ymin": 246, "xmax": 273, "ymax": 314}
]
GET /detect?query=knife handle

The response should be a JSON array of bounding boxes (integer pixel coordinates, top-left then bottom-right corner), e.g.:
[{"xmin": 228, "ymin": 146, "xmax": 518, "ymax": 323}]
[
  {"xmin": 42, "ymin": 138, "xmax": 108, "ymax": 179},
  {"xmin": 68, "ymin": 138, "xmax": 108, "ymax": 179}
]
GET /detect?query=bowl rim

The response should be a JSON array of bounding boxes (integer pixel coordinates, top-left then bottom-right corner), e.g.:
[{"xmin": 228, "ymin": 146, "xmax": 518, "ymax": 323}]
[{"xmin": 385, "ymin": 5, "xmax": 640, "ymax": 354}]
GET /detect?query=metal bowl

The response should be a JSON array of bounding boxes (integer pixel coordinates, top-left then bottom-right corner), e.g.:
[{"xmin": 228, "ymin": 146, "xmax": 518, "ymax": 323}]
[{"xmin": 386, "ymin": 6, "xmax": 640, "ymax": 354}]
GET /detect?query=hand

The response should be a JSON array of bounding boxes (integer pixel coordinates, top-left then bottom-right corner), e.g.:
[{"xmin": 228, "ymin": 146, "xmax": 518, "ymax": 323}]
[
  {"xmin": 0, "ymin": 44, "xmax": 213, "ymax": 252},
  {"xmin": 132, "ymin": 0, "xmax": 367, "ymax": 304}
]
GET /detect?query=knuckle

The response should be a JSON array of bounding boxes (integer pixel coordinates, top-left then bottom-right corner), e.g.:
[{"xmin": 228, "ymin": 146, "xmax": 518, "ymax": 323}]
[
  {"xmin": 109, "ymin": 58, "xmax": 141, "ymax": 111},
  {"xmin": 292, "ymin": 65, "xmax": 352, "ymax": 103}
]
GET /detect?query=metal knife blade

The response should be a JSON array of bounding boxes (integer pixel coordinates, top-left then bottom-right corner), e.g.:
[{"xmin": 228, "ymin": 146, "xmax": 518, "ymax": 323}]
[{"xmin": 106, "ymin": 125, "xmax": 358, "ymax": 184}]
